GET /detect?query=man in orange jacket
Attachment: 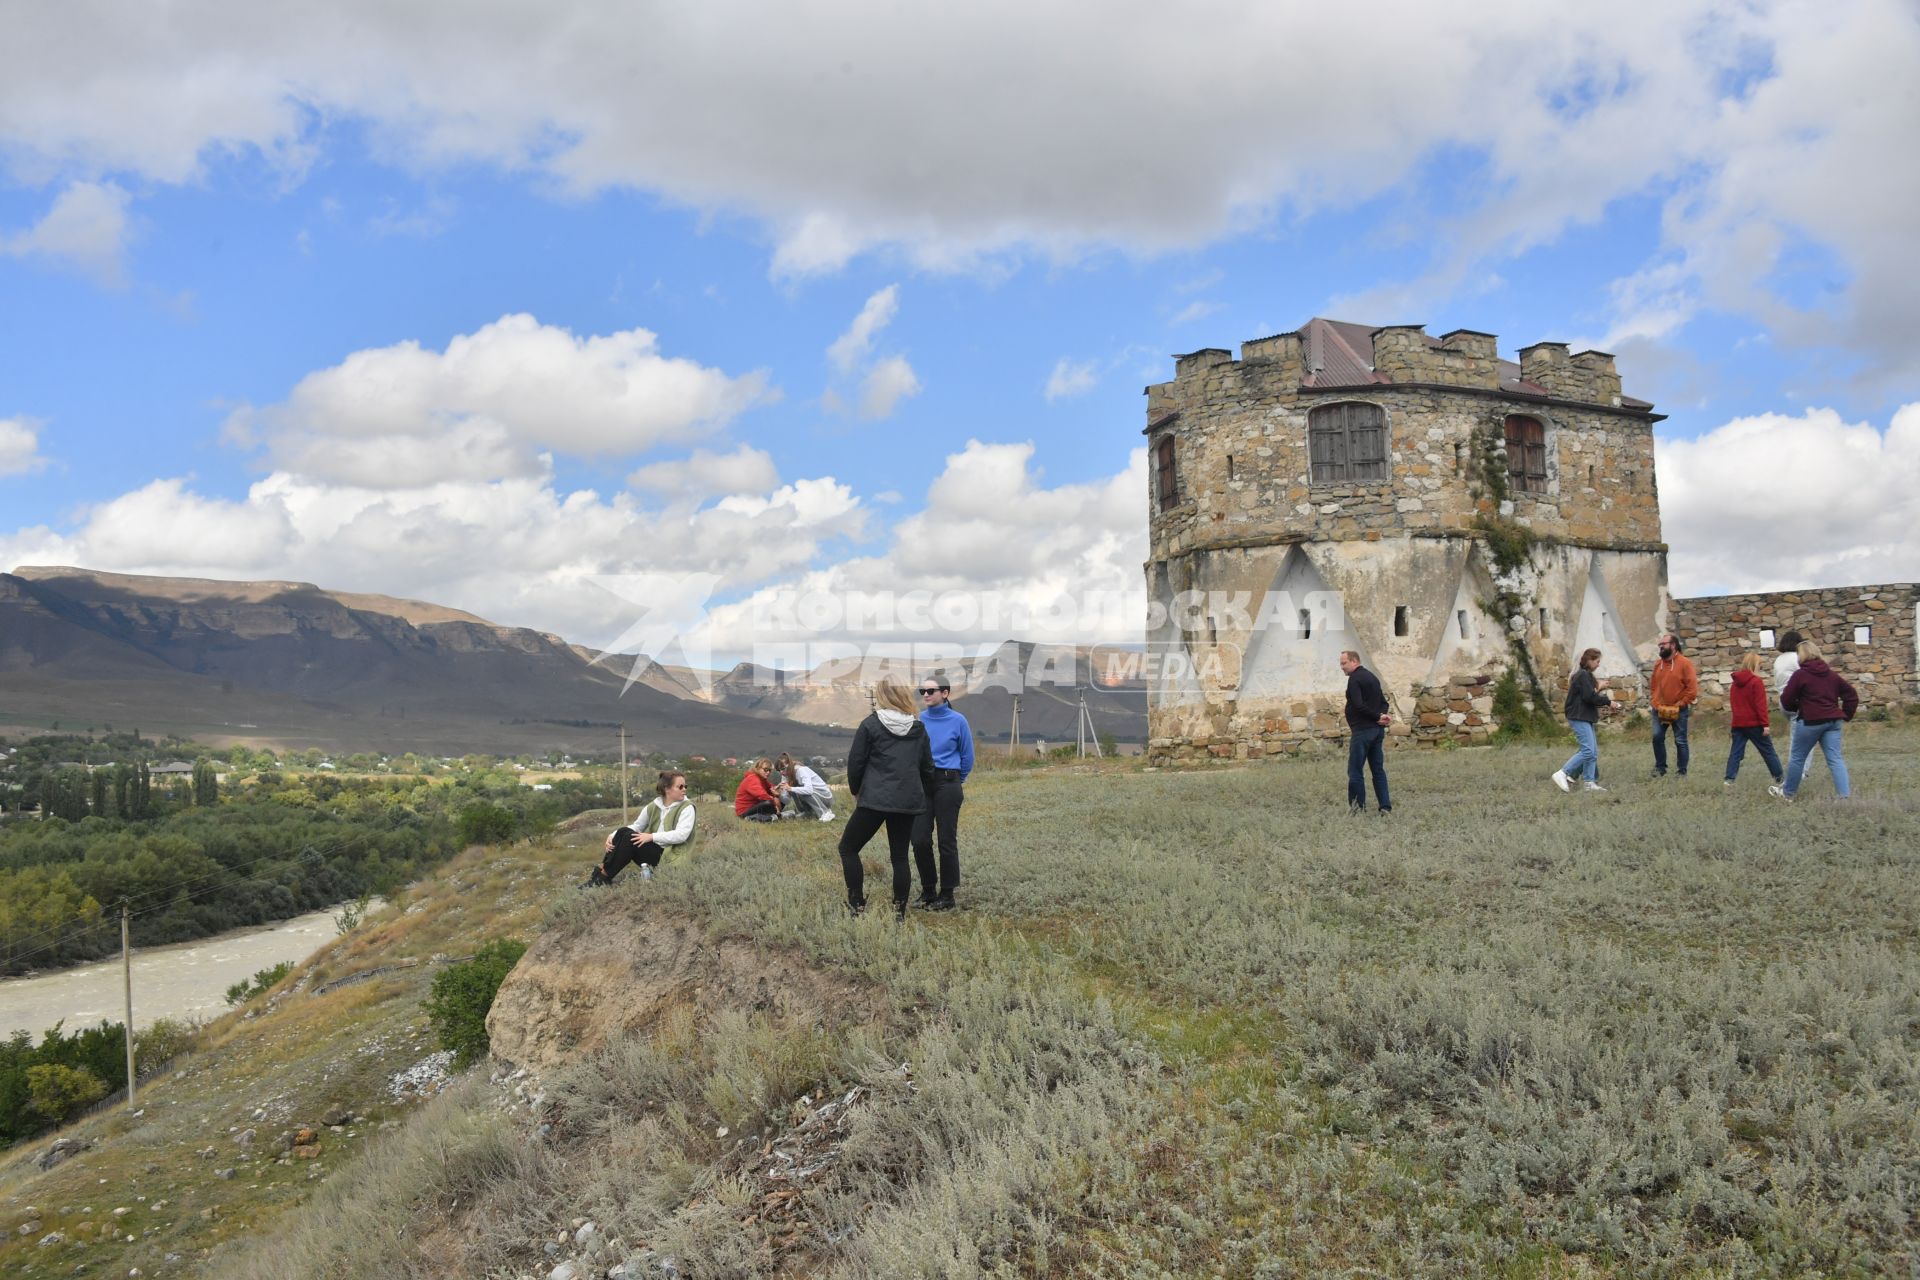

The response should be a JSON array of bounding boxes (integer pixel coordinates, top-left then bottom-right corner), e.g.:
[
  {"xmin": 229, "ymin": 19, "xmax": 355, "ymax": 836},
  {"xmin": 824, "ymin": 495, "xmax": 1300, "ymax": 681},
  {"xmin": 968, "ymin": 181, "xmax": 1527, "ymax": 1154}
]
[{"xmin": 1649, "ymin": 632, "xmax": 1699, "ymax": 778}]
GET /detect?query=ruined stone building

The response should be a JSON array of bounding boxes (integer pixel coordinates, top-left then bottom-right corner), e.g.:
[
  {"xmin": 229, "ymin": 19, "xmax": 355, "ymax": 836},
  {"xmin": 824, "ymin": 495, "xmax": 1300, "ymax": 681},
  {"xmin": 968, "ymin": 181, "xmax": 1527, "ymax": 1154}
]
[
  {"xmin": 1142, "ymin": 318, "xmax": 1670, "ymax": 761},
  {"xmin": 1142, "ymin": 318, "xmax": 1920, "ymax": 762}
]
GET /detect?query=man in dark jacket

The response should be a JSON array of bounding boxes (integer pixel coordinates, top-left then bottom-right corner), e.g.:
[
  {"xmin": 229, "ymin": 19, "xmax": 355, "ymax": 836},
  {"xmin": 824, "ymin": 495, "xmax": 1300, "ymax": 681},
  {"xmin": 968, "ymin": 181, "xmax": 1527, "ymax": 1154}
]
[
  {"xmin": 1340, "ymin": 650, "xmax": 1392, "ymax": 813},
  {"xmin": 1775, "ymin": 642, "xmax": 1858, "ymax": 801}
]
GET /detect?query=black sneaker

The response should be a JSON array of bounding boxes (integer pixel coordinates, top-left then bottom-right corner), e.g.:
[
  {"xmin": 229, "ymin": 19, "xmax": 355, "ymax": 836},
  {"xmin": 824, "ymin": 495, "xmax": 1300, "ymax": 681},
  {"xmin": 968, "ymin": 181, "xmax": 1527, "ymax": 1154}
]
[
  {"xmin": 847, "ymin": 900, "xmax": 866, "ymax": 918},
  {"xmin": 893, "ymin": 902, "xmax": 908, "ymax": 923},
  {"xmin": 925, "ymin": 896, "xmax": 956, "ymax": 912}
]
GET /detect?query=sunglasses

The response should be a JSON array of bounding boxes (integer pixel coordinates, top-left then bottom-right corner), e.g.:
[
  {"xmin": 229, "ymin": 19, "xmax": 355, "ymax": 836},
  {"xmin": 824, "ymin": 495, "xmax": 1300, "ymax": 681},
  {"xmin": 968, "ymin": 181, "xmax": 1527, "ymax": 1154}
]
[{"xmin": 919, "ymin": 687, "xmax": 946, "ymax": 696}]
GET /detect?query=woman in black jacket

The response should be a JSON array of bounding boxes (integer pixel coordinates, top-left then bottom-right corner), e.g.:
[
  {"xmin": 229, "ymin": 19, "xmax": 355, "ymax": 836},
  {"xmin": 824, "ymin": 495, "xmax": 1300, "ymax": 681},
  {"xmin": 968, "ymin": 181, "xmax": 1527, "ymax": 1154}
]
[
  {"xmin": 1552, "ymin": 647, "xmax": 1614, "ymax": 793},
  {"xmin": 839, "ymin": 680, "xmax": 937, "ymax": 919}
]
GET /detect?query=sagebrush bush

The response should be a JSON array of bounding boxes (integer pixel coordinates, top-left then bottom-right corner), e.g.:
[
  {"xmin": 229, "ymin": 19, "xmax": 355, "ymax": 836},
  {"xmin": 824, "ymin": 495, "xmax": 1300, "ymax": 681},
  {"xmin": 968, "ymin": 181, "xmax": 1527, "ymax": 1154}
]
[{"xmin": 425, "ymin": 937, "xmax": 527, "ymax": 1068}]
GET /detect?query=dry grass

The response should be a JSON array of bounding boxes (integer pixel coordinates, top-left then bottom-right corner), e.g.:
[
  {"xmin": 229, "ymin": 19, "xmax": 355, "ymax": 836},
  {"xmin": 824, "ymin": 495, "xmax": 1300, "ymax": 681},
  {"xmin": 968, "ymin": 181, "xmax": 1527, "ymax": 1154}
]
[{"xmin": 19, "ymin": 717, "xmax": 1919, "ymax": 1278}]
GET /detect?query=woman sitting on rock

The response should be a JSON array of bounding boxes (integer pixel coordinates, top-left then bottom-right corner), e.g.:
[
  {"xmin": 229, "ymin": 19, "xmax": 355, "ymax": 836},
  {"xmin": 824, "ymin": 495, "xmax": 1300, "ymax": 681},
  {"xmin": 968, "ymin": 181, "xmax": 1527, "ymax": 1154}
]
[{"xmin": 585, "ymin": 771, "xmax": 696, "ymax": 885}]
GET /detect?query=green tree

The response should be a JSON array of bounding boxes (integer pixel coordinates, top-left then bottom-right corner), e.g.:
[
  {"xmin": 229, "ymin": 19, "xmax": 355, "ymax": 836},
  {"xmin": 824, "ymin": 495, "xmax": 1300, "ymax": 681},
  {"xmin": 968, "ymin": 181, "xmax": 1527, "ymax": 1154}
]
[
  {"xmin": 192, "ymin": 757, "xmax": 219, "ymax": 807},
  {"xmin": 425, "ymin": 939, "xmax": 527, "ymax": 1068},
  {"xmin": 25, "ymin": 1062, "xmax": 107, "ymax": 1120},
  {"xmin": 456, "ymin": 802, "xmax": 516, "ymax": 846}
]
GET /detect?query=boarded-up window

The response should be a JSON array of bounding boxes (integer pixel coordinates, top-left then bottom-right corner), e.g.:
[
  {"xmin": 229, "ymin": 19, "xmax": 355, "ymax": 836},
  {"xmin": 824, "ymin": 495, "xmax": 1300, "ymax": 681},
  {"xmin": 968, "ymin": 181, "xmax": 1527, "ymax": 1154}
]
[
  {"xmin": 1155, "ymin": 436, "xmax": 1178, "ymax": 509},
  {"xmin": 1504, "ymin": 415, "xmax": 1548, "ymax": 494},
  {"xmin": 1308, "ymin": 402, "xmax": 1388, "ymax": 485}
]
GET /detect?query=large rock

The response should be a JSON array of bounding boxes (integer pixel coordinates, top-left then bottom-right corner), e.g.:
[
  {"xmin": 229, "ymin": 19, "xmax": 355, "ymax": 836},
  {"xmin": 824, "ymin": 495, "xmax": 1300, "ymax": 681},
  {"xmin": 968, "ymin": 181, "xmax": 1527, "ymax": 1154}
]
[{"xmin": 487, "ymin": 906, "xmax": 881, "ymax": 1076}]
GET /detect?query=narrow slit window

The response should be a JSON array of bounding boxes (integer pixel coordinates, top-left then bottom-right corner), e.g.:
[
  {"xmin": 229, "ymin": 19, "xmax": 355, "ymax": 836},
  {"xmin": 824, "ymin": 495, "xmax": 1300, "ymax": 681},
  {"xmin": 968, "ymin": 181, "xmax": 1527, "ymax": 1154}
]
[
  {"xmin": 1854, "ymin": 626, "xmax": 1871, "ymax": 645},
  {"xmin": 1226, "ymin": 454, "xmax": 1235, "ymax": 481},
  {"xmin": 1298, "ymin": 609, "xmax": 1312, "ymax": 640},
  {"xmin": 1456, "ymin": 610, "xmax": 1470, "ymax": 639},
  {"xmin": 1154, "ymin": 436, "xmax": 1178, "ymax": 509},
  {"xmin": 1393, "ymin": 605, "xmax": 1409, "ymax": 637},
  {"xmin": 1760, "ymin": 628, "xmax": 1776, "ymax": 649},
  {"xmin": 1538, "ymin": 609, "xmax": 1550, "ymax": 637}
]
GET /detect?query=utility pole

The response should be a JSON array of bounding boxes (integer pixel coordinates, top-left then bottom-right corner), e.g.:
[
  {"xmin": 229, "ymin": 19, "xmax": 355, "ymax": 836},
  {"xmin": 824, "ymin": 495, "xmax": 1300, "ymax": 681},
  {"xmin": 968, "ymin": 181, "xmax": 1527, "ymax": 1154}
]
[
  {"xmin": 1008, "ymin": 695, "xmax": 1021, "ymax": 758},
  {"xmin": 121, "ymin": 905, "xmax": 135, "ymax": 1111},
  {"xmin": 1077, "ymin": 688, "xmax": 1104, "ymax": 759},
  {"xmin": 620, "ymin": 725, "xmax": 629, "ymax": 827}
]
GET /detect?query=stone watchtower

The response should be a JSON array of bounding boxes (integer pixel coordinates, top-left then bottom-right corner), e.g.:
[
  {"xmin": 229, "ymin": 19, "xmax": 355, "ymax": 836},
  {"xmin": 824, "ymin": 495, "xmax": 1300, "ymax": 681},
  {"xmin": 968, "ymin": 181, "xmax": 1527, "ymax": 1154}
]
[{"xmin": 1143, "ymin": 318, "xmax": 1670, "ymax": 761}]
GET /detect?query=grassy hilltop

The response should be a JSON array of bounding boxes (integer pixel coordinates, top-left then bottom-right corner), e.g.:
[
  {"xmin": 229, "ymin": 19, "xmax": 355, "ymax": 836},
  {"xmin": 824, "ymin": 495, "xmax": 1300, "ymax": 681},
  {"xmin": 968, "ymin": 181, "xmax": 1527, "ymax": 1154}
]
[{"xmin": 5, "ymin": 722, "xmax": 1918, "ymax": 1278}]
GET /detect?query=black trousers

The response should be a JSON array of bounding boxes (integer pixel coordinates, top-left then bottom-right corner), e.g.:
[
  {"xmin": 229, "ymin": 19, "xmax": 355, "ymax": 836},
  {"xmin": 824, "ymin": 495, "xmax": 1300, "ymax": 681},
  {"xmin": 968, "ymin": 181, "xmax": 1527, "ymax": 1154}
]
[
  {"xmin": 599, "ymin": 828, "xmax": 661, "ymax": 882},
  {"xmin": 739, "ymin": 799, "xmax": 779, "ymax": 821},
  {"xmin": 839, "ymin": 806, "xmax": 917, "ymax": 908},
  {"xmin": 911, "ymin": 775, "xmax": 964, "ymax": 899}
]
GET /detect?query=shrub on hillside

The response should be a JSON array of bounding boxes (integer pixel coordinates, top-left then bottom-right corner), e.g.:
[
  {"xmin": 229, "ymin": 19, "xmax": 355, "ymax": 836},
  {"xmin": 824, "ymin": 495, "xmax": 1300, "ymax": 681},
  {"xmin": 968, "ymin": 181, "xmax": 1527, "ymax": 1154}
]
[
  {"xmin": 426, "ymin": 939, "xmax": 528, "ymax": 1068},
  {"xmin": 26, "ymin": 1062, "xmax": 107, "ymax": 1120},
  {"xmin": 133, "ymin": 1016, "xmax": 202, "ymax": 1072},
  {"xmin": 225, "ymin": 960, "xmax": 295, "ymax": 1006},
  {"xmin": 456, "ymin": 802, "xmax": 517, "ymax": 846}
]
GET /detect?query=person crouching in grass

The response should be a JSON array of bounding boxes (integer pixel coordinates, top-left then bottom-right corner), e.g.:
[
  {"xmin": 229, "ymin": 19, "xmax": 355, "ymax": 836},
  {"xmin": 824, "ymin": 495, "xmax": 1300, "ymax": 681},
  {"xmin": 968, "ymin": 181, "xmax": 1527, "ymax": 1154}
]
[
  {"xmin": 734, "ymin": 757, "xmax": 784, "ymax": 822},
  {"xmin": 1725, "ymin": 652, "xmax": 1785, "ymax": 789},
  {"xmin": 585, "ymin": 771, "xmax": 696, "ymax": 885},
  {"xmin": 777, "ymin": 751, "xmax": 836, "ymax": 821},
  {"xmin": 1553, "ymin": 647, "xmax": 1614, "ymax": 793}
]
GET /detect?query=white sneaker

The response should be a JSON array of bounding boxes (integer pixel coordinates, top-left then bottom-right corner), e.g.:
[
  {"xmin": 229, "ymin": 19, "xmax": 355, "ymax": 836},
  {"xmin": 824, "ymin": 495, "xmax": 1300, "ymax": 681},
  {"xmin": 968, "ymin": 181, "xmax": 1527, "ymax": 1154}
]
[
  {"xmin": 817, "ymin": 809, "xmax": 835, "ymax": 822},
  {"xmin": 1551, "ymin": 769, "xmax": 1570, "ymax": 792},
  {"xmin": 1583, "ymin": 781, "xmax": 1607, "ymax": 792},
  {"xmin": 1767, "ymin": 784, "xmax": 1787, "ymax": 800}
]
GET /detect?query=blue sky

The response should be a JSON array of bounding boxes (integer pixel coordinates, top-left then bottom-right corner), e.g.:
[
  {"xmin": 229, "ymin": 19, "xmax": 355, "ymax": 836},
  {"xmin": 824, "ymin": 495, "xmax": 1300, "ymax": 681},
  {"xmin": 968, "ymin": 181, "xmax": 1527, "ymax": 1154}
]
[{"xmin": 3, "ymin": 1, "xmax": 1917, "ymax": 655}]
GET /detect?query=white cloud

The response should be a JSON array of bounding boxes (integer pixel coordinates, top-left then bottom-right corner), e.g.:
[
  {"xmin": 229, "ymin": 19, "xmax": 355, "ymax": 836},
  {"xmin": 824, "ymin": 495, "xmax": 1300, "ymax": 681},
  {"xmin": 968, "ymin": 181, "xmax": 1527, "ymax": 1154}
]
[
  {"xmin": 1045, "ymin": 358, "xmax": 1098, "ymax": 401},
  {"xmin": 2, "ymin": 180, "xmax": 131, "ymax": 282},
  {"xmin": 827, "ymin": 285, "xmax": 899, "ymax": 373},
  {"xmin": 230, "ymin": 313, "xmax": 776, "ymax": 487},
  {"xmin": 0, "ymin": 418, "xmax": 49, "ymax": 477},
  {"xmin": 1170, "ymin": 299, "xmax": 1222, "ymax": 326},
  {"xmin": 1659, "ymin": 403, "xmax": 1920, "ymax": 596},
  {"xmin": 857, "ymin": 355, "xmax": 921, "ymax": 420},
  {"xmin": 0, "ymin": 2, "xmax": 1910, "ymax": 391},
  {"xmin": 628, "ymin": 445, "xmax": 781, "ymax": 498},
  {"xmin": 698, "ymin": 441, "xmax": 1149, "ymax": 652}
]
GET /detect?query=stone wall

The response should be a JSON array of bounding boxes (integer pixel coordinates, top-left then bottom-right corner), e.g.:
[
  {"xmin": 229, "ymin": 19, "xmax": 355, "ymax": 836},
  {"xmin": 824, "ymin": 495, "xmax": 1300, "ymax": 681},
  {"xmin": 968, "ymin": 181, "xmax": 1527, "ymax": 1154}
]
[
  {"xmin": 1673, "ymin": 584, "xmax": 1920, "ymax": 709},
  {"xmin": 1145, "ymin": 333, "xmax": 1663, "ymax": 564}
]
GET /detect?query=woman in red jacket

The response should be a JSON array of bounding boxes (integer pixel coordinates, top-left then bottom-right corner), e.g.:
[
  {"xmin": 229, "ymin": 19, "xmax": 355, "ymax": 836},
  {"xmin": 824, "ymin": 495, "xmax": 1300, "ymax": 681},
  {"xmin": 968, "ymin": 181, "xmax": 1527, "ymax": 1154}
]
[
  {"xmin": 734, "ymin": 757, "xmax": 784, "ymax": 822},
  {"xmin": 1724, "ymin": 652, "xmax": 1784, "ymax": 788}
]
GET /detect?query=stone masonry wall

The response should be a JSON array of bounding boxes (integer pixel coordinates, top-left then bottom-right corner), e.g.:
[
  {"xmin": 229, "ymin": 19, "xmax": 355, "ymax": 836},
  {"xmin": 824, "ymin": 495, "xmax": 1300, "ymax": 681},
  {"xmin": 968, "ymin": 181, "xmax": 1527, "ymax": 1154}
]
[
  {"xmin": 1146, "ymin": 672, "xmax": 1650, "ymax": 763},
  {"xmin": 1674, "ymin": 584, "xmax": 1920, "ymax": 709},
  {"xmin": 1146, "ymin": 336, "xmax": 1663, "ymax": 564}
]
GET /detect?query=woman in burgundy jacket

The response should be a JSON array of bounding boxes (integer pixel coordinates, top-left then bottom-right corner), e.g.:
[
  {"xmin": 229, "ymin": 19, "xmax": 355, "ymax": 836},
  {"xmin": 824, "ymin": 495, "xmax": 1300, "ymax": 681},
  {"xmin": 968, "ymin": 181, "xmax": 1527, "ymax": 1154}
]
[
  {"xmin": 1724, "ymin": 652, "xmax": 1784, "ymax": 787},
  {"xmin": 1775, "ymin": 640, "xmax": 1858, "ymax": 801}
]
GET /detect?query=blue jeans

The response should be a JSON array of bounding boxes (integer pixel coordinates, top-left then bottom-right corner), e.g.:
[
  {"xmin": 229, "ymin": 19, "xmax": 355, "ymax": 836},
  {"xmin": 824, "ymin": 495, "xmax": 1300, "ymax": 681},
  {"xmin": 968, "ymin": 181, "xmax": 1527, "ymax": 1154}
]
[
  {"xmin": 1652, "ymin": 704, "xmax": 1691, "ymax": 775},
  {"xmin": 1725, "ymin": 727, "xmax": 1783, "ymax": 782},
  {"xmin": 1562, "ymin": 720, "xmax": 1599, "ymax": 783},
  {"xmin": 1347, "ymin": 724, "xmax": 1390, "ymax": 811},
  {"xmin": 1784, "ymin": 719, "xmax": 1850, "ymax": 798}
]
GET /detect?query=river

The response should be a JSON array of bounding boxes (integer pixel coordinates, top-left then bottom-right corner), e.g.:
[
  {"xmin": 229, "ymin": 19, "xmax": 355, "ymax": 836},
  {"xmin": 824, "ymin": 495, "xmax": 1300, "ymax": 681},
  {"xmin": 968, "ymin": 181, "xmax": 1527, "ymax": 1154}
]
[{"xmin": 0, "ymin": 902, "xmax": 373, "ymax": 1039}]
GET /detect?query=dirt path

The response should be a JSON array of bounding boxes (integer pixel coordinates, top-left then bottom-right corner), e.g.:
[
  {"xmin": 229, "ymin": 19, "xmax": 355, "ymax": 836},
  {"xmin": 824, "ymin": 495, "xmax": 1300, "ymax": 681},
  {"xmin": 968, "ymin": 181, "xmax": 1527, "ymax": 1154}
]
[{"xmin": 0, "ymin": 902, "xmax": 377, "ymax": 1038}]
